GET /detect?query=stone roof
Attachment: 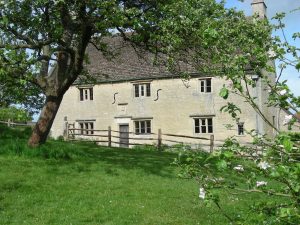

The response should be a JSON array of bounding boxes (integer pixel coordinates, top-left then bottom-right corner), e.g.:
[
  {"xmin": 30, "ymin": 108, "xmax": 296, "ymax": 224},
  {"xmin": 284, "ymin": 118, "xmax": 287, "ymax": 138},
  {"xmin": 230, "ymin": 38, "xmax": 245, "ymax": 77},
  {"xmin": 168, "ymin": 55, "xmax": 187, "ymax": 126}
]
[{"xmin": 76, "ymin": 36, "xmax": 204, "ymax": 85}]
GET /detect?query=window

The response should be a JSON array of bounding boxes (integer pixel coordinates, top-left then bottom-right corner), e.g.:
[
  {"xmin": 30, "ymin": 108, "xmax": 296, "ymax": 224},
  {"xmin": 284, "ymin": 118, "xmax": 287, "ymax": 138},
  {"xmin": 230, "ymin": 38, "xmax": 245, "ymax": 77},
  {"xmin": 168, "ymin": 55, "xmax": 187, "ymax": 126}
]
[
  {"xmin": 199, "ymin": 78, "xmax": 212, "ymax": 93},
  {"xmin": 194, "ymin": 118, "xmax": 213, "ymax": 134},
  {"xmin": 134, "ymin": 83, "xmax": 151, "ymax": 97},
  {"xmin": 135, "ymin": 120, "xmax": 151, "ymax": 134},
  {"xmin": 79, "ymin": 122, "xmax": 94, "ymax": 135},
  {"xmin": 237, "ymin": 122, "xmax": 244, "ymax": 135},
  {"xmin": 79, "ymin": 88, "xmax": 93, "ymax": 101}
]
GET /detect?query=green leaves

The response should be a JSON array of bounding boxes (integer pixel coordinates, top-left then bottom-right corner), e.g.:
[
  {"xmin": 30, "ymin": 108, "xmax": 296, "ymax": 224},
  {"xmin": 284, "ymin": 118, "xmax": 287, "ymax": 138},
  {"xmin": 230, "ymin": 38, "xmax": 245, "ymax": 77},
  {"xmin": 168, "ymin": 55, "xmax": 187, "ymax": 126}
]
[
  {"xmin": 0, "ymin": 106, "xmax": 32, "ymax": 122},
  {"xmin": 282, "ymin": 137, "xmax": 293, "ymax": 152},
  {"xmin": 295, "ymin": 62, "xmax": 300, "ymax": 71},
  {"xmin": 0, "ymin": 16, "xmax": 9, "ymax": 26},
  {"xmin": 219, "ymin": 86, "xmax": 229, "ymax": 99},
  {"xmin": 278, "ymin": 135, "xmax": 294, "ymax": 152},
  {"xmin": 216, "ymin": 159, "xmax": 227, "ymax": 171},
  {"xmin": 220, "ymin": 102, "xmax": 241, "ymax": 119},
  {"xmin": 203, "ymin": 28, "xmax": 219, "ymax": 40}
]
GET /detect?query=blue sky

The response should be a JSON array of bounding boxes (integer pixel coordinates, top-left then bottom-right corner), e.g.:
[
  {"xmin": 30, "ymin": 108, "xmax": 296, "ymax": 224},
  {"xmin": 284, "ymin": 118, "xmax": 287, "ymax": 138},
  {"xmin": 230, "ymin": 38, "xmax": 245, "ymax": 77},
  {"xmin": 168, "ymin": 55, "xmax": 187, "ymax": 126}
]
[{"xmin": 225, "ymin": 0, "xmax": 300, "ymax": 96}]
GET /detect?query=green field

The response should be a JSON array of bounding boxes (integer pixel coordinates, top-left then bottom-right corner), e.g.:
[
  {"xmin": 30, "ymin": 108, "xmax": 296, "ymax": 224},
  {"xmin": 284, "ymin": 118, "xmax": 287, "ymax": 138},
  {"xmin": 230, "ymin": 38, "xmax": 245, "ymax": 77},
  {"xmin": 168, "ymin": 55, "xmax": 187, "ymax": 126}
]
[{"xmin": 0, "ymin": 125, "xmax": 284, "ymax": 224}]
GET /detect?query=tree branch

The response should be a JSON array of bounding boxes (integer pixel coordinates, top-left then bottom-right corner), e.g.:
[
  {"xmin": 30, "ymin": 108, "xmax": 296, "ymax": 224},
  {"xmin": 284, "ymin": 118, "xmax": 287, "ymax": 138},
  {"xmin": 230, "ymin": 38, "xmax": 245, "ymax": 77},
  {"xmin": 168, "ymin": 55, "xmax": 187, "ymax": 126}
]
[{"xmin": 235, "ymin": 188, "xmax": 292, "ymax": 198}]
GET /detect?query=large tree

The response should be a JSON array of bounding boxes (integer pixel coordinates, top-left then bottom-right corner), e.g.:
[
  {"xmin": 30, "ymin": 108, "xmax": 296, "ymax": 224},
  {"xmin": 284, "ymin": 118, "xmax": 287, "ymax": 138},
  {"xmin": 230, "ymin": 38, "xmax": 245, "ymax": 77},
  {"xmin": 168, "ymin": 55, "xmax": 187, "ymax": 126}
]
[
  {"xmin": 0, "ymin": 0, "xmax": 273, "ymax": 147},
  {"xmin": 0, "ymin": 0, "xmax": 173, "ymax": 146}
]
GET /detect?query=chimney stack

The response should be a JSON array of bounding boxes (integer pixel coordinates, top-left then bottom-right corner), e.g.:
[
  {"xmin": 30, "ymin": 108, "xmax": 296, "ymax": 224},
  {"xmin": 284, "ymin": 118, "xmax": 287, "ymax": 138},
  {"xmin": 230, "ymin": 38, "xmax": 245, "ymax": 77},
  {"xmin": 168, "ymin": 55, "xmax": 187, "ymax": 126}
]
[{"xmin": 251, "ymin": 0, "xmax": 267, "ymax": 19}]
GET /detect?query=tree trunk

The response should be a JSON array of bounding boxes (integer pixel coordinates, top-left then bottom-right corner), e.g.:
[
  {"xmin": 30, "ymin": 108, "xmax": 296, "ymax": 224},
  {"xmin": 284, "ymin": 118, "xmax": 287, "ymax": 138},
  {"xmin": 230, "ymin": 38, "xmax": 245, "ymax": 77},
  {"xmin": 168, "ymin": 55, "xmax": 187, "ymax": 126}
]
[{"xmin": 28, "ymin": 95, "xmax": 63, "ymax": 147}]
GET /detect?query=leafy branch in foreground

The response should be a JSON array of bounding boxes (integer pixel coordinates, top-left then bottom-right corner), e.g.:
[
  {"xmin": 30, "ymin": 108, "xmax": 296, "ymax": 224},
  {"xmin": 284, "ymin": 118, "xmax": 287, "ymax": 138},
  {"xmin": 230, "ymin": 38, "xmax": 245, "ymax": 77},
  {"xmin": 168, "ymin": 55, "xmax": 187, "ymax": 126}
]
[
  {"xmin": 173, "ymin": 8, "xmax": 300, "ymax": 225},
  {"xmin": 174, "ymin": 134, "xmax": 300, "ymax": 224}
]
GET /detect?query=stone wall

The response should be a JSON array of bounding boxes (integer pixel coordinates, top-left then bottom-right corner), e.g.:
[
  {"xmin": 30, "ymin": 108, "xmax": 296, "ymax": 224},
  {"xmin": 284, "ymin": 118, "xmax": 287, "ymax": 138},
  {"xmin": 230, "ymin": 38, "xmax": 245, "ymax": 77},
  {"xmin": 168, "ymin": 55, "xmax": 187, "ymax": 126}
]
[{"xmin": 51, "ymin": 76, "xmax": 277, "ymax": 148}]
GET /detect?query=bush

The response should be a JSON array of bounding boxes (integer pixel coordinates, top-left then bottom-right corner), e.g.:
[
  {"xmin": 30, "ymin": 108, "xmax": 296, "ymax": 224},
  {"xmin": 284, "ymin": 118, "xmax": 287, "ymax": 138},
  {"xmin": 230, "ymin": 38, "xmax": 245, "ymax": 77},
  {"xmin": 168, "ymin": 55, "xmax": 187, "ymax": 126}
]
[
  {"xmin": 287, "ymin": 132, "xmax": 300, "ymax": 141},
  {"xmin": 133, "ymin": 144, "xmax": 158, "ymax": 152},
  {"xmin": 0, "ymin": 124, "xmax": 32, "ymax": 139},
  {"xmin": 0, "ymin": 106, "xmax": 32, "ymax": 122}
]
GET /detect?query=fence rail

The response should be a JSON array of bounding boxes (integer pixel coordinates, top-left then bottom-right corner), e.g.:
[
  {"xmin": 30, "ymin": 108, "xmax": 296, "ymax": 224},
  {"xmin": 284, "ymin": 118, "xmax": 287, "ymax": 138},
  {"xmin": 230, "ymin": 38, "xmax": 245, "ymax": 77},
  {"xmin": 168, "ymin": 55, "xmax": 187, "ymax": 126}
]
[
  {"xmin": 162, "ymin": 133, "xmax": 210, "ymax": 140},
  {"xmin": 0, "ymin": 120, "xmax": 34, "ymax": 127},
  {"xmin": 67, "ymin": 124, "xmax": 215, "ymax": 152},
  {"xmin": 1, "ymin": 120, "xmax": 258, "ymax": 152}
]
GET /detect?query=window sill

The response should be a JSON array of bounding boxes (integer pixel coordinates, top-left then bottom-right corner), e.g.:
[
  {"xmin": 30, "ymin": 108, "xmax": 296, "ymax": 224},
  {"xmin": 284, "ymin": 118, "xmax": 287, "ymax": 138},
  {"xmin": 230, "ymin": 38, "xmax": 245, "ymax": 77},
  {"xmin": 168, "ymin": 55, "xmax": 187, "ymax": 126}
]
[
  {"xmin": 134, "ymin": 133, "xmax": 153, "ymax": 136},
  {"xmin": 133, "ymin": 97, "xmax": 151, "ymax": 99}
]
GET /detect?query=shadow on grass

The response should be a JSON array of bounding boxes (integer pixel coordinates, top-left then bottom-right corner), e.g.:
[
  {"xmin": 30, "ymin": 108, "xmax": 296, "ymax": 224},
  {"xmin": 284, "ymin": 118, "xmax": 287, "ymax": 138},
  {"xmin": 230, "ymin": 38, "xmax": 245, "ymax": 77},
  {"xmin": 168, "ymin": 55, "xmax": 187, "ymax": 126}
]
[
  {"xmin": 65, "ymin": 142, "xmax": 178, "ymax": 178},
  {"xmin": 0, "ymin": 125, "xmax": 178, "ymax": 178},
  {"xmin": 0, "ymin": 180, "xmax": 24, "ymax": 193}
]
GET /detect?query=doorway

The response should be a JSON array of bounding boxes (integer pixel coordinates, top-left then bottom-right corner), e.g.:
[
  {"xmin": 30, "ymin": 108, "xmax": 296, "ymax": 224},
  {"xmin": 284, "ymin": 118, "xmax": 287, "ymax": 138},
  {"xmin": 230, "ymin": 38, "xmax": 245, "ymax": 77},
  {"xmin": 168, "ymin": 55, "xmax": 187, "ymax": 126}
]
[{"xmin": 119, "ymin": 124, "xmax": 129, "ymax": 148}]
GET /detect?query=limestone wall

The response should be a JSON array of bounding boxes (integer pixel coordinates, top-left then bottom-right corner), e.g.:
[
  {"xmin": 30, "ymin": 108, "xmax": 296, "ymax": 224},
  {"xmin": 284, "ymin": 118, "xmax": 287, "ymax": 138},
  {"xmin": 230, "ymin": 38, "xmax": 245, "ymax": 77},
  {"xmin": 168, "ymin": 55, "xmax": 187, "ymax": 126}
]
[{"xmin": 51, "ymin": 76, "xmax": 275, "ymax": 148}]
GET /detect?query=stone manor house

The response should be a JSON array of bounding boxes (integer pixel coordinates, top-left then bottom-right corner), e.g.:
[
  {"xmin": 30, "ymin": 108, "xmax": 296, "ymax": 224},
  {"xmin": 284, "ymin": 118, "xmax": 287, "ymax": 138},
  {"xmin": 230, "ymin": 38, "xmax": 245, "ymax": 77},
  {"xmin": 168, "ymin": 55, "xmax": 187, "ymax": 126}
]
[{"xmin": 50, "ymin": 0, "xmax": 294, "ymax": 148}]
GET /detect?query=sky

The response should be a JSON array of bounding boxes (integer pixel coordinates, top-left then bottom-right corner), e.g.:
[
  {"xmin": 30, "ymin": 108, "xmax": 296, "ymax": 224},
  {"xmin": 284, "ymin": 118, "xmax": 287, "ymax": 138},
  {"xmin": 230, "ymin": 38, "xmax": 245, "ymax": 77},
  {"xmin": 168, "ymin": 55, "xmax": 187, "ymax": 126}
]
[{"xmin": 225, "ymin": 0, "xmax": 300, "ymax": 96}]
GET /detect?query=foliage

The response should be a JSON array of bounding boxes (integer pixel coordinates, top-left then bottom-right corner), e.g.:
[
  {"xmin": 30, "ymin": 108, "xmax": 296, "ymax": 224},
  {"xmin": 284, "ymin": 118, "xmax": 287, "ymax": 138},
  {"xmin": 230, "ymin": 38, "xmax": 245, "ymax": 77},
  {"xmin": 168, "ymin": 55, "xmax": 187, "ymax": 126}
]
[
  {"xmin": 0, "ymin": 64, "xmax": 44, "ymax": 113},
  {"xmin": 0, "ymin": 0, "xmax": 275, "ymax": 146},
  {"xmin": 0, "ymin": 0, "xmax": 299, "ymax": 223},
  {"xmin": 0, "ymin": 123, "xmax": 32, "ymax": 138},
  {"xmin": 265, "ymin": 12, "xmax": 300, "ymax": 123},
  {"xmin": 0, "ymin": 0, "xmax": 183, "ymax": 145},
  {"xmin": 171, "ymin": 6, "xmax": 300, "ymax": 225},
  {"xmin": 0, "ymin": 106, "xmax": 32, "ymax": 122},
  {"xmin": 288, "ymin": 132, "xmax": 300, "ymax": 141},
  {"xmin": 174, "ymin": 135, "xmax": 300, "ymax": 224},
  {"xmin": 133, "ymin": 144, "xmax": 158, "ymax": 152}
]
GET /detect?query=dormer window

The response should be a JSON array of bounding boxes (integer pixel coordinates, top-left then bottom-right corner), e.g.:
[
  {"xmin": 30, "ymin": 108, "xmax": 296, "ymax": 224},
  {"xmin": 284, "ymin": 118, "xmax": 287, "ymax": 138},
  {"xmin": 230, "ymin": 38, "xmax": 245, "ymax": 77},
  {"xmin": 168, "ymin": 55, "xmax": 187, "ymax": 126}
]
[
  {"xmin": 134, "ymin": 83, "xmax": 151, "ymax": 97},
  {"xmin": 79, "ymin": 88, "xmax": 93, "ymax": 101}
]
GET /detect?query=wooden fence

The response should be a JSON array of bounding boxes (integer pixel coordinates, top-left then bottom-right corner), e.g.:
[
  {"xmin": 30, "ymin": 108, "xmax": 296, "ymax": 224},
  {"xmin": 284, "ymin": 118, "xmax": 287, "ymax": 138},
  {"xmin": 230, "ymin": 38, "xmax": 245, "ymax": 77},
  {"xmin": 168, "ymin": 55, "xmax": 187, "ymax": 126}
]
[
  {"xmin": 66, "ymin": 124, "xmax": 215, "ymax": 152},
  {"xmin": 0, "ymin": 119, "xmax": 34, "ymax": 127},
  {"xmin": 1, "ymin": 119, "xmax": 256, "ymax": 152}
]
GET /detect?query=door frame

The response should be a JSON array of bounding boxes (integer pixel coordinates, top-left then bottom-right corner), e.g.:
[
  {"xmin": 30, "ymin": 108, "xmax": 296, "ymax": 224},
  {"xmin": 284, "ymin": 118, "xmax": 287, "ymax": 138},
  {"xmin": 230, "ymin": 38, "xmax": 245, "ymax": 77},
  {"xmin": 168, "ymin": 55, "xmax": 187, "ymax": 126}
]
[{"xmin": 119, "ymin": 124, "xmax": 129, "ymax": 148}]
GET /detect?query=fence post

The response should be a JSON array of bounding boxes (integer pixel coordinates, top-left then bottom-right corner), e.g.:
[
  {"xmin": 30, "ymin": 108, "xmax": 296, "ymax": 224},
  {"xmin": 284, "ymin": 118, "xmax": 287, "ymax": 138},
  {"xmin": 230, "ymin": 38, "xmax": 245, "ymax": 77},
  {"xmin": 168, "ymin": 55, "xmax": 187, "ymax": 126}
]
[
  {"xmin": 64, "ymin": 122, "xmax": 69, "ymax": 141},
  {"xmin": 158, "ymin": 129, "xmax": 162, "ymax": 151},
  {"xmin": 210, "ymin": 135, "xmax": 214, "ymax": 153},
  {"xmin": 7, "ymin": 119, "xmax": 11, "ymax": 127},
  {"xmin": 108, "ymin": 126, "xmax": 112, "ymax": 147}
]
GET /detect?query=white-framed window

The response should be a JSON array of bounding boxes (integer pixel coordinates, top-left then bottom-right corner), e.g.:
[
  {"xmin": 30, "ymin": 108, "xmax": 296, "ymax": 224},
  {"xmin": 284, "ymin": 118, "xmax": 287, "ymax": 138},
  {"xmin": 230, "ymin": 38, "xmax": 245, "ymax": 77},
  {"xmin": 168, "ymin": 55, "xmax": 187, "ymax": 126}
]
[
  {"xmin": 134, "ymin": 120, "xmax": 151, "ymax": 134},
  {"xmin": 237, "ymin": 122, "xmax": 244, "ymax": 135},
  {"xmin": 194, "ymin": 118, "xmax": 213, "ymax": 134},
  {"xmin": 134, "ymin": 83, "xmax": 151, "ymax": 97},
  {"xmin": 79, "ymin": 88, "xmax": 93, "ymax": 101},
  {"xmin": 78, "ymin": 122, "xmax": 94, "ymax": 135},
  {"xmin": 199, "ymin": 78, "xmax": 212, "ymax": 93}
]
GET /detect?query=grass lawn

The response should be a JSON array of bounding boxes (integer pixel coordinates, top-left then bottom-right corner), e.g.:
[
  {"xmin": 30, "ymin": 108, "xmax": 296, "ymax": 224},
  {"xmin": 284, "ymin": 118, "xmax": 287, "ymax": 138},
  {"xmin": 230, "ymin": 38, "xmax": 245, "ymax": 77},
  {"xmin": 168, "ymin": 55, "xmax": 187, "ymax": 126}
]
[{"xmin": 0, "ymin": 126, "xmax": 286, "ymax": 224}]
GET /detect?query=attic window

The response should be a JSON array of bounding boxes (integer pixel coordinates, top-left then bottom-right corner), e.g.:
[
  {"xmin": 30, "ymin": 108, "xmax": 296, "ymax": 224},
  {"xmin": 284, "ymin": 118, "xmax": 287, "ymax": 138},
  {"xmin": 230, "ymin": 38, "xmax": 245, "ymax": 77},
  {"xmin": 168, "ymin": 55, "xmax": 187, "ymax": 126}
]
[
  {"xmin": 199, "ymin": 78, "xmax": 212, "ymax": 93},
  {"xmin": 79, "ymin": 88, "xmax": 93, "ymax": 101},
  {"xmin": 134, "ymin": 83, "xmax": 151, "ymax": 98}
]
